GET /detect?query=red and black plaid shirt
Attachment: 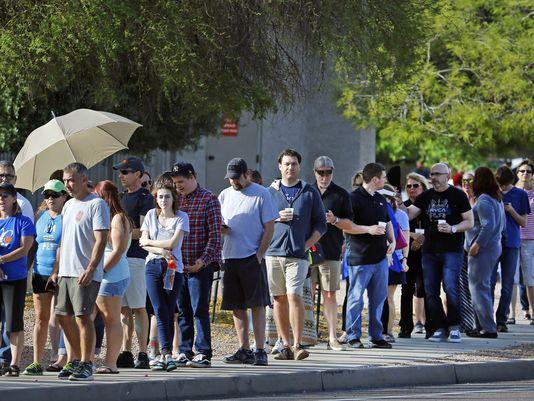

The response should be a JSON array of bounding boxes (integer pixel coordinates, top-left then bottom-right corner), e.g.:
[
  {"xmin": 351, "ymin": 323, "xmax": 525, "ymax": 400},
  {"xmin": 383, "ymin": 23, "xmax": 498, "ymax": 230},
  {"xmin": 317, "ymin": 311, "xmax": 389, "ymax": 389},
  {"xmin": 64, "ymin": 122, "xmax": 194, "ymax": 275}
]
[{"xmin": 178, "ymin": 185, "xmax": 222, "ymax": 267}]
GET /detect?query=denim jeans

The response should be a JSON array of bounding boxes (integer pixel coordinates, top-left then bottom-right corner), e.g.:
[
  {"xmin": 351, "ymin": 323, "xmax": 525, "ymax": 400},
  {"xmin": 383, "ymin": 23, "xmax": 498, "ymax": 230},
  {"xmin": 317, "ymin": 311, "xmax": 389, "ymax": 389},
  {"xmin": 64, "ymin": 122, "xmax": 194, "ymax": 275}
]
[
  {"xmin": 491, "ymin": 247, "xmax": 520, "ymax": 325},
  {"xmin": 422, "ymin": 252, "xmax": 463, "ymax": 332},
  {"xmin": 345, "ymin": 258, "xmax": 388, "ymax": 342},
  {"xmin": 0, "ymin": 305, "xmax": 10, "ymax": 363},
  {"xmin": 177, "ymin": 264, "xmax": 213, "ymax": 359},
  {"xmin": 146, "ymin": 258, "xmax": 184, "ymax": 355},
  {"xmin": 469, "ymin": 244, "xmax": 501, "ymax": 333}
]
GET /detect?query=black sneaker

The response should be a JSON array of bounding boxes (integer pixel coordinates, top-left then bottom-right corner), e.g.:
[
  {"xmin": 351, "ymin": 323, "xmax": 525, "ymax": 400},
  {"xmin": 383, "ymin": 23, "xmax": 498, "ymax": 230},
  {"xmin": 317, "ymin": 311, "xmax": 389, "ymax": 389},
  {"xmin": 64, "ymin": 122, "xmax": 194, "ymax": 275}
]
[
  {"xmin": 371, "ymin": 339, "xmax": 393, "ymax": 349},
  {"xmin": 175, "ymin": 353, "xmax": 192, "ymax": 367},
  {"xmin": 273, "ymin": 346, "xmax": 294, "ymax": 360},
  {"xmin": 397, "ymin": 331, "xmax": 411, "ymax": 339},
  {"xmin": 116, "ymin": 351, "xmax": 135, "ymax": 368},
  {"xmin": 58, "ymin": 360, "xmax": 79, "ymax": 380},
  {"xmin": 253, "ymin": 349, "xmax": 268, "ymax": 366},
  {"xmin": 69, "ymin": 361, "xmax": 93, "ymax": 381},
  {"xmin": 497, "ymin": 324, "xmax": 508, "ymax": 333},
  {"xmin": 347, "ymin": 339, "xmax": 364, "ymax": 349},
  {"xmin": 134, "ymin": 352, "xmax": 150, "ymax": 369},
  {"xmin": 186, "ymin": 354, "xmax": 211, "ymax": 368},
  {"xmin": 223, "ymin": 348, "xmax": 255, "ymax": 364}
]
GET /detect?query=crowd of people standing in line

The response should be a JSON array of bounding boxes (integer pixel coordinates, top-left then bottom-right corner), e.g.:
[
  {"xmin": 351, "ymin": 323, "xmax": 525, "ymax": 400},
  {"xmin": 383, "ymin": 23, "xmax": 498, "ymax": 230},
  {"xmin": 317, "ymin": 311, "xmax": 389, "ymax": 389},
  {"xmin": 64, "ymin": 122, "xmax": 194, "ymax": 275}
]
[{"xmin": 0, "ymin": 153, "xmax": 532, "ymax": 381}]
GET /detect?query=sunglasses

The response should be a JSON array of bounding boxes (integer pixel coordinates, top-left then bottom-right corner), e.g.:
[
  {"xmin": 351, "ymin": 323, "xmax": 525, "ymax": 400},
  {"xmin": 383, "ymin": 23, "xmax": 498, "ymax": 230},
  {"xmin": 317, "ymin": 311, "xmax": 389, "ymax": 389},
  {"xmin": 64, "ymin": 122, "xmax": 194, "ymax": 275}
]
[
  {"xmin": 44, "ymin": 191, "xmax": 62, "ymax": 199},
  {"xmin": 316, "ymin": 170, "xmax": 333, "ymax": 176},
  {"xmin": 406, "ymin": 183, "xmax": 420, "ymax": 189},
  {"xmin": 141, "ymin": 181, "xmax": 152, "ymax": 188},
  {"xmin": 0, "ymin": 173, "xmax": 15, "ymax": 180},
  {"xmin": 518, "ymin": 169, "xmax": 533, "ymax": 174},
  {"xmin": 119, "ymin": 169, "xmax": 135, "ymax": 175},
  {"xmin": 430, "ymin": 172, "xmax": 447, "ymax": 177},
  {"xmin": 462, "ymin": 179, "xmax": 474, "ymax": 185}
]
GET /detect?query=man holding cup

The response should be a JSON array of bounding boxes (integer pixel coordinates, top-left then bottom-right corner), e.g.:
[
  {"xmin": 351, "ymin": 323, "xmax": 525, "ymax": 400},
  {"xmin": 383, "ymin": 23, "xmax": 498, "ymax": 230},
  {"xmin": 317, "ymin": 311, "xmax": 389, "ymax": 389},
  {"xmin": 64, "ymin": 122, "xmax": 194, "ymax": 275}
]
[
  {"xmin": 336, "ymin": 162, "xmax": 395, "ymax": 349},
  {"xmin": 265, "ymin": 149, "xmax": 327, "ymax": 360},
  {"xmin": 406, "ymin": 163, "xmax": 474, "ymax": 342}
]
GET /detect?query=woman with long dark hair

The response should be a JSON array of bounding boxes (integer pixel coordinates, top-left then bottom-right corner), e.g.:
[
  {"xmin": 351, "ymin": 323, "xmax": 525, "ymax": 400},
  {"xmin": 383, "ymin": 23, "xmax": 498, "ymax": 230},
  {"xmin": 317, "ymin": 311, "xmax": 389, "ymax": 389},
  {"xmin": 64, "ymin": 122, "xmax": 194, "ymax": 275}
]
[
  {"xmin": 0, "ymin": 183, "xmax": 35, "ymax": 377},
  {"xmin": 140, "ymin": 180, "xmax": 189, "ymax": 372},
  {"xmin": 93, "ymin": 180, "xmax": 132, "ymax": 374},
  {"xmin": 466, "ymin": 167, "xmax": 505, "ymax": 338}
]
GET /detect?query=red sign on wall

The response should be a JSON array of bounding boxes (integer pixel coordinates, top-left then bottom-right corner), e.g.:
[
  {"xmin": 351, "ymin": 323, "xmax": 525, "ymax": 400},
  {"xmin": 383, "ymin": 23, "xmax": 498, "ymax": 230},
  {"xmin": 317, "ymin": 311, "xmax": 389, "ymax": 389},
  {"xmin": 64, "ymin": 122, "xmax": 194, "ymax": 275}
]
[{"xmin": 221, "ymin": 118, "xmax": 238, "ymax": 136}]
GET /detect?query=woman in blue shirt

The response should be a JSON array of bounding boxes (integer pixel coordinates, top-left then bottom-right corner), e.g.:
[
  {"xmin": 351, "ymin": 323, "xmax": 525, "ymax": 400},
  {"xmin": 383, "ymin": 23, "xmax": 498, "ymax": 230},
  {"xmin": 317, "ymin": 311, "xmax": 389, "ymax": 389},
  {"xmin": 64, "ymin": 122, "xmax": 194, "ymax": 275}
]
[
  {"xmin": 0, "ymin": 182, "xmax": 35, "ymax": 377},
  {"xmin": 22, "ymin": 180, "xmax": 67, "ymax": 375}
]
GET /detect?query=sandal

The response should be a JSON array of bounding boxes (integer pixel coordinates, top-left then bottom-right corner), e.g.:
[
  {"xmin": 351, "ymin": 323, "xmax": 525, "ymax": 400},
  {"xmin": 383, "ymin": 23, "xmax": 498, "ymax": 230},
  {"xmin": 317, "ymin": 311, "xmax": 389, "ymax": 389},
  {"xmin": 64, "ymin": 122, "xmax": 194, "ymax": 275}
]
[
  {"xmin": 95, "ymin": 366, "xmax": 119, "ymax": 374},
  {"xmin": 3, "ymin": 365, "xmax": 20, "ymax": 377},
  {"xmin": 46, "ymin": 363, "xmax": 63, "ymax": 372}
]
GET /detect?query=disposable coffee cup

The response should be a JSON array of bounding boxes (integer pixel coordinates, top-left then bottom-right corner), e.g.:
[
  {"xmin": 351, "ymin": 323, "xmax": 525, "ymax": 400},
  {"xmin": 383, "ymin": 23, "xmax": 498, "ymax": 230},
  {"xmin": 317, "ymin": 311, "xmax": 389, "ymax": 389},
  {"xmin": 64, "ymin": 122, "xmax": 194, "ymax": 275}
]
[
  {"xmin": 378, "ymin": 221, "xmax": 387, "ymax": 228},
  {"xmin": 437, "ymin": 219, "xmax": 446, "ymax": 225},
  {"xmin": 284, "ymin": 208, "xmax": 294, "ymax": 220},
  {"xmin": 415, "ymin": 229, "xmax": 425, "ymax": 234}
]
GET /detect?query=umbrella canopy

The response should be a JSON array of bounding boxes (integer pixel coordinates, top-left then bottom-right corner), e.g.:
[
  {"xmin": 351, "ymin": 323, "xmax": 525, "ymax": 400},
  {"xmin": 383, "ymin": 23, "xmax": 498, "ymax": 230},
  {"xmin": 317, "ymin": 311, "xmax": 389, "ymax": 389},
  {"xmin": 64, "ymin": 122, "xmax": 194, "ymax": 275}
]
[{"xmin": 14, "ymin": 109, "xmax": 142, "ymax": 192}]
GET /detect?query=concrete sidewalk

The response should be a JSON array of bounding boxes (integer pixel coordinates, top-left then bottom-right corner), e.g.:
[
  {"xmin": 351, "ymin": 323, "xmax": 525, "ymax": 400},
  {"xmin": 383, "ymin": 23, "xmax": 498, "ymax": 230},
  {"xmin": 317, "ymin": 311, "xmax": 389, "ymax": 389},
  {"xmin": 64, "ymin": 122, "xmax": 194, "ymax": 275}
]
[{"xmin": 3, "ymin": 322, "xmax": 534, "ymax": 401}]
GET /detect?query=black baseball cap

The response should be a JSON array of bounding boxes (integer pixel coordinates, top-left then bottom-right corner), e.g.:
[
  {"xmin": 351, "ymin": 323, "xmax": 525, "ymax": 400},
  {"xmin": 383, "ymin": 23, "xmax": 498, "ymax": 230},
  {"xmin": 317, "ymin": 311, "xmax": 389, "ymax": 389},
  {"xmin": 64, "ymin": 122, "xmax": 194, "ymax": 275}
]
[
  {"xmin": 172, "ymin": 162, "xmax": 196, "ymax": 177},
  {"xmin": 0, "ymin": 182, "xmax": 17, "ymax": 197},
  {"xmin": 112, "ymin": 156, "xmax": 145, "ymax": 173},
  {"xmin": 225, "ymin": 158, "xmax": 248, "ymax": 179}
]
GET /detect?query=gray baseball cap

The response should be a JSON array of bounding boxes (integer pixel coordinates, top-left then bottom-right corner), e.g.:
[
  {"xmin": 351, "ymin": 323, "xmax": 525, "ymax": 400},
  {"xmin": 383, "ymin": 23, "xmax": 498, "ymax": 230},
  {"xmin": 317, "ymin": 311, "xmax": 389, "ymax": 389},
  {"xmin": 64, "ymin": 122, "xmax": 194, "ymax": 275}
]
[
  {"xmin": 314, "ymin": 156, "xmax": 334, "ymax": 170},
  {"xmin": 225, "ymin": 158, "xmax": 248, "ymax": 179}
]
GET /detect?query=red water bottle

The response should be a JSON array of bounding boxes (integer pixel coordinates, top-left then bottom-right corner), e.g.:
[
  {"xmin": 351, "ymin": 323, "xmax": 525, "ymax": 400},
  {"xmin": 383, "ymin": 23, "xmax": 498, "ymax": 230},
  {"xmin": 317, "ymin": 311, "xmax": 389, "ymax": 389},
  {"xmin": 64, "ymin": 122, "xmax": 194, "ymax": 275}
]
[{"xmin": 163, "ymin": 257, "xmax": 176, "ymax": 290}]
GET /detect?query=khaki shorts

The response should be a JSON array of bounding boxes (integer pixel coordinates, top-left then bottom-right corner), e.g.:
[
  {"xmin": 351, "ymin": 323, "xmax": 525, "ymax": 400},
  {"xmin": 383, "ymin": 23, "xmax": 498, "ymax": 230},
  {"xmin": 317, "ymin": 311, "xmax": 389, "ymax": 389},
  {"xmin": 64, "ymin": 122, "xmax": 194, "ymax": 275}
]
[
  {"xmin": 265, "ymin": 256, "xmax": 309, "ymax": 296},
  {"xmin": 55, "ymin": 277, "xmax": 100, "ymax": 316},
  {"xmin": 310, "ymin": 259, "xmax": 341, "ymax": 292},
  {"xmin": 122, "ymin": 257, "xmax": 147, "ymax": 309}
]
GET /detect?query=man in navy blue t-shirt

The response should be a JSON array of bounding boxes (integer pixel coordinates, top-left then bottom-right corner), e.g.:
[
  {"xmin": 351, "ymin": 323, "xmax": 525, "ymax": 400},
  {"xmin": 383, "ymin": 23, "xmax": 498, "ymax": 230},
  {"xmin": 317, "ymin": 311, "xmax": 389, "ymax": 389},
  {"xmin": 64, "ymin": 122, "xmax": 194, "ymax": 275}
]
[{"xmin": 113, "ymin": 156, "xmax": 154, "ymax": 369}]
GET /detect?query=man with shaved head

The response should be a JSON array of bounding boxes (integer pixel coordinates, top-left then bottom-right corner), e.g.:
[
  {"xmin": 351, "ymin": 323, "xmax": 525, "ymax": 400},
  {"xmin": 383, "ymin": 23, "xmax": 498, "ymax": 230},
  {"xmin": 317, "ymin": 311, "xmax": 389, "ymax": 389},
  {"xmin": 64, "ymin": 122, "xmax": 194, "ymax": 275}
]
[{"xmin": 406, "ymin": 163, "xmax": 473, "ymax": 343}]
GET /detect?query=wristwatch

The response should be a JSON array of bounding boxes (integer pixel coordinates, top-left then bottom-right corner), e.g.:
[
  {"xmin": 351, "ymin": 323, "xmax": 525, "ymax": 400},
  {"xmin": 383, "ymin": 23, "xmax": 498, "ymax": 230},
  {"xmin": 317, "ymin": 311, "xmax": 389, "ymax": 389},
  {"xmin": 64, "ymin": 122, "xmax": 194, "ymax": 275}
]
[
  {"xmin": 334, "ymin": 217, "xmax": 340, "ymax": 225},
  {"xmin": 451, "ymin": 225, "xmax": 458, "ymax": 234}
]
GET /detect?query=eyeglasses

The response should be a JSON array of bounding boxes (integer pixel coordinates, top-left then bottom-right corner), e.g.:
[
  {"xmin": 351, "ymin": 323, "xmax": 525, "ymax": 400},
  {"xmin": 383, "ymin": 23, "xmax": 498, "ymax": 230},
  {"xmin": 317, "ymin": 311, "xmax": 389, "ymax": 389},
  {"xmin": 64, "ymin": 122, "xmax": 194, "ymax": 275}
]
[
  {"xmin": 462, "ymin": 179, "xmax": 474, "ymax": 185},
  {"xmin": 316, "ymin": 170, "xmax": 333, "ymax": 176},
  {"xmin": 119, "ymin": 170, "xmax": 134, "ymax": 175},
  {"xmin": 429, "ymin": 172, "xmax": 447, "ymax": 177},
  {"xmin": 406, "ymin": 183, "xmax": 420, "ymax": 189},
  {"xmin": 141, "ymin": 181, "xmax": 152, "ymax": 188},
  {"xmin": 0, "ymin": 174, "xmax": 15, "ymax": 180},
  {"xmin": 518, "ymin": 169, "xmax": 533, "ymax": 174},
  {"xmin": 44, "ymin": 191, "xmax": 62, "ymax": 199}
]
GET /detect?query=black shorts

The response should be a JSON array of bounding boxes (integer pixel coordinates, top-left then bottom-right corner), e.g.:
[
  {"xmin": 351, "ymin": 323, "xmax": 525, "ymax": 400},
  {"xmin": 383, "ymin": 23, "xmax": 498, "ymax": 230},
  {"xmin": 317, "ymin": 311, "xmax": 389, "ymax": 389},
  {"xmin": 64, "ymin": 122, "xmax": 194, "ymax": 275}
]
[
  {"xmin": 32, "ymin": 273, "xmax": 54, "ymax": 294},
  {"xmin": 0, "ymin": 278, "xmax": 27, "ymax": 333},
  {"xmin": 221, "ymin": 255, "xmax": 270, "ymax": 311}
]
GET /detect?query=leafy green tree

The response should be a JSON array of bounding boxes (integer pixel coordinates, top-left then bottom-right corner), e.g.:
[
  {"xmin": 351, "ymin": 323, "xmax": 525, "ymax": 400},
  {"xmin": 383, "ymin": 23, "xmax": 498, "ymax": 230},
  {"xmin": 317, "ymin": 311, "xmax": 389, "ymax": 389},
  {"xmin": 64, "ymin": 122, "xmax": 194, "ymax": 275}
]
[
  {"xmin": 339, "ymin": 0, "xmax": 533, "ymax": 166},
  {"xmin": 0, "ymin": 0, "xmax": 426, "ymax": 153}
]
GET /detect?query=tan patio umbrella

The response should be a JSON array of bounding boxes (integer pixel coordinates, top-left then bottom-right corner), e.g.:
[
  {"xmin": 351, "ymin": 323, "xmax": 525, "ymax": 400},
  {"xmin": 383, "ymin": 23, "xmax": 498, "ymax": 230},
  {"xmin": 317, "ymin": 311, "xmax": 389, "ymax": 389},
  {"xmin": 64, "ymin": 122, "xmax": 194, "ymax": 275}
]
[{"xmin": 14, "ymin": 108, "xmax": 142, "ymax": 192}]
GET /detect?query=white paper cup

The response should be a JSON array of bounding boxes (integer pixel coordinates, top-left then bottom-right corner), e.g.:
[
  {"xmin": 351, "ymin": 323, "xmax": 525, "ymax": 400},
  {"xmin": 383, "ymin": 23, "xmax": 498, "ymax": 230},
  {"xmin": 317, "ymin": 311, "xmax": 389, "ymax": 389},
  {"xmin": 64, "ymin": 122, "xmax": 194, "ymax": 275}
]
[
  {"xmin": 438, "ymin": 219, "xmax": 446, "ymax": 225},
  {"xmin": 378, "ymin": 221, "xmax": 387, "ymax": 228},
  {"xmin": 284, "ymin": 208, "xmax": 294, "ymax": 220},
  {"xmin": 415, "ymin": 229, "xmax": 425, "ymax": 234}
]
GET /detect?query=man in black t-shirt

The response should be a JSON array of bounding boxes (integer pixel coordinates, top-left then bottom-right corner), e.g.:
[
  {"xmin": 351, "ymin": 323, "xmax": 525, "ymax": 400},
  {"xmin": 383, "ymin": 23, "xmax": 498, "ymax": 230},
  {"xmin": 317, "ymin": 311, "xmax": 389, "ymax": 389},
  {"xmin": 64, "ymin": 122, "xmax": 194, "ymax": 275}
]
[
  {"xmin": 406, "ymin": 163, "xmax": 473, "ymax": 343},
  {"xmin": 336, "ymin": 163, "xmax": 396, "ymax": 349},
  {"xmin": 311, "ymin": 156, "xmax": 353, "ymax": 351},
  {"xmin": 113, "ymin": 156, "xmax": 154, "ymax": 369}
]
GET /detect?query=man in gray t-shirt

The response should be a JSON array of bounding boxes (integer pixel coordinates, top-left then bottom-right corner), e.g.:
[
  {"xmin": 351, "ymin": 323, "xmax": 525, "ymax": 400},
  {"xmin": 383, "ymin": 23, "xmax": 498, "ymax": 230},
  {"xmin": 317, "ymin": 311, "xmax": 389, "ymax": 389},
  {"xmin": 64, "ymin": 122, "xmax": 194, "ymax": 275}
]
[
  {"xmin": 52, "ymin": 163, "xmax": 109, "ymax": 381},
  {"xmin": 218, "ymin": 158, "xmax": 278, "ymax": 366}
]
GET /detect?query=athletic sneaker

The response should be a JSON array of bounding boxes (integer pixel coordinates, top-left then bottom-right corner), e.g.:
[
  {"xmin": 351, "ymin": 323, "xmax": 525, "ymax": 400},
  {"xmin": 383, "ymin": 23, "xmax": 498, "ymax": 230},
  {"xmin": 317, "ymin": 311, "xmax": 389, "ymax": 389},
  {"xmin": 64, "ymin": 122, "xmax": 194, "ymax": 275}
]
[
  {"xmin": 186, "ymin": 354, "xmax": 211, "ymax": 368},
  {"xmin": 58, "ymin": 360, "xmax": 80, "ymax": 379},
  {"xmin": 273, "ymin": 346, "xmax": 294, "ymax": 360},
  {"xmin": 253, "ymin": 349, "xmax": 268, "ymax": 366},
  {"xmin": 135, "ymin": 352, "xmax": 150, "ymax": 369},
  {"xmin": 165, "ymin": 354, "xmax": 177, "ymax": 372},
  {"xmin": 116, "ymin": 351, "xmax": 135, "ymax": 368},
  {"xmin": 270, "ymin": 338, "xmax": 284, "ymax": 355},
  {"xmin": 293, "ymin": 344, "xmax": 309, "ymax": 360},
  {"xmin": 448, "ymin": 329, "xmax": 461, "ymax": 343},
  {"xmin": 371, "ymin": 339, "xmax": 393, "ymax": 349},
  {"xmin": 429, "ymin": 329, "xmax": 448, "ymax": 342},
  {"xmin": 175, "ymin": 353, "xmax": 192, "ymax": 367},
  {"xmin": 223, "ymin": 348, "xmax": 255, "ymax": 364},
  {"xmin": 22, "ymin": 362, "xmax": 43, "ymax": 376},
  {"xmin": 150, "ymin": 355, "xmax": 167, "ymax": 371},
  {"xmin": 413, "ymin": 322, "xmax": 425, "ymax": 334},
  {"xmin": 251, "ymin": 341, "xmax": 270, "ymax": 354},
  {"xmin": 384, "ymin": 334, "xmax": 396, "ymax": 343},
  {"xmin": 347, "ymin": 339, "xmax": 364, "ymax": 349},
  {"xmin": 69, "ymin": 361, "xmax": 94, "ymax": 381}
]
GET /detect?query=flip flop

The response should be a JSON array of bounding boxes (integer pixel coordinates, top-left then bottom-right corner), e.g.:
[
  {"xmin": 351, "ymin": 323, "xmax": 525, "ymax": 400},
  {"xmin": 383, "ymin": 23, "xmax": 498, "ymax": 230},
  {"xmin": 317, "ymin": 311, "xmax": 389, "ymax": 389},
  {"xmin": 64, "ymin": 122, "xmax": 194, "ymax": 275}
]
[{"xmin": 95, "ymin": 366, "xmax": 119, "ymax": 374}]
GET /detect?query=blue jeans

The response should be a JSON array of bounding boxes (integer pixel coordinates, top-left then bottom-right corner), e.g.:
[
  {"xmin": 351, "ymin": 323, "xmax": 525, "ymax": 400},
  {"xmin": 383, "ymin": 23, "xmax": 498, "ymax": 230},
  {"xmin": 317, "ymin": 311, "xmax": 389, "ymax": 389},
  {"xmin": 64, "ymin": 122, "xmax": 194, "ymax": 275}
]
[
  {"xmin": 177, "ymin": 264, "xmax": 213, "ymax": 359},
  {"xmin": 0, "ymin": 305, "xmax": 11, "ymax": 363},
  {"xmin": 346, "ymin": 258, "xmax": 388, "ymax": 342},
  {"xmin": 469, "ymin": 244, "xmax": 501, "ymax": 333},
  {"xmin": 146, "ymin": 259, "xmax": 184, "ymax": 355},
  {"xmin": 422, "ymin": 252, "xmax": 463, "ymax": 332},
  {"xmin": 491, "ymin": 247, "xmax": 520, "ymax": 325}
]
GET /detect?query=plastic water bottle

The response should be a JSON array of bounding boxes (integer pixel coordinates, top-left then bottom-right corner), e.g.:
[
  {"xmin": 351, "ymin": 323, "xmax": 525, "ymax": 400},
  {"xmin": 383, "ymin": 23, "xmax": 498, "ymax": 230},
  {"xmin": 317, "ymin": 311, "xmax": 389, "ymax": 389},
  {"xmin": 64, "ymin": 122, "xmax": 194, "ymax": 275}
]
[{"xmin": 163, "ymin": 258, "xmax": 176, "ymax": 290}]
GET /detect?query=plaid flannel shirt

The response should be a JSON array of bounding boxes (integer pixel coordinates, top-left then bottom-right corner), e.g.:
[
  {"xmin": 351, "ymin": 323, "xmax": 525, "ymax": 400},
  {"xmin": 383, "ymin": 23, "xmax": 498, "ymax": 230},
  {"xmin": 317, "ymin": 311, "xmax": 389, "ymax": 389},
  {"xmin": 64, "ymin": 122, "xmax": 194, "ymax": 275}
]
[{"xmin": 178, "ymin": 185, "xmax": 222, "ymax": 267}]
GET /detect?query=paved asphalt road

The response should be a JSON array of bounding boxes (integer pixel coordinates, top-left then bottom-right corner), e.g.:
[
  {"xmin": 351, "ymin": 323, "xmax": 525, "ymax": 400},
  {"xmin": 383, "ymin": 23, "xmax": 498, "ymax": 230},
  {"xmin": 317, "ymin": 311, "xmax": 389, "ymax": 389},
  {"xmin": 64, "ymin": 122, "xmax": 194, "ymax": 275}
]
[{"xmin": 216, "ymin": 379, "xmax": 534, "ymax": 400}]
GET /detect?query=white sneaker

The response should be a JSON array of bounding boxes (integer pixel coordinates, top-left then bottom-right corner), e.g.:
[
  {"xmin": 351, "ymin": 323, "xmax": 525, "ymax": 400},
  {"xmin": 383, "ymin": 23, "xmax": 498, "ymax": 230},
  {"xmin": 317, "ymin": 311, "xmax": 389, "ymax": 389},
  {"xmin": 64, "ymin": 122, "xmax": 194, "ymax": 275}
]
[
  {"xmin": 449, "ymin": 329, "xmax": 462, "ymax": 343},
  {"xmin": 270, "ymin": 338, "xmax": 284, "ymax": 355},
  {"xmin": 149, "ymin": 354, "xmax": 162, "ymax": 367}
]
